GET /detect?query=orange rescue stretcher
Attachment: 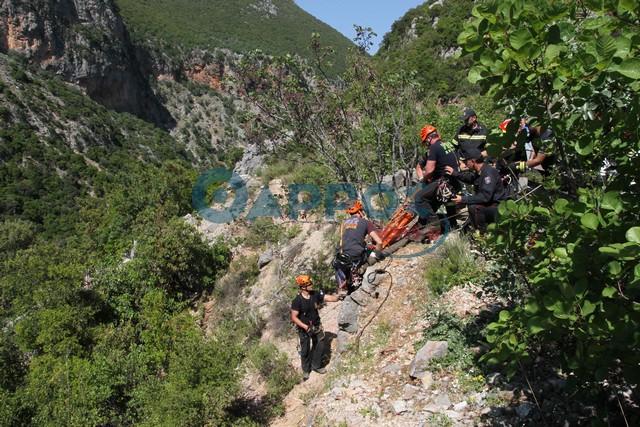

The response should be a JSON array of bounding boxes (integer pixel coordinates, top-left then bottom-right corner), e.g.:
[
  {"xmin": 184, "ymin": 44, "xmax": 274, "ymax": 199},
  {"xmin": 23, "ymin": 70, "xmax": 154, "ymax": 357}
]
[{"xmin": 377, "ymin": 202, "xmax": 443, "ymax": 254}]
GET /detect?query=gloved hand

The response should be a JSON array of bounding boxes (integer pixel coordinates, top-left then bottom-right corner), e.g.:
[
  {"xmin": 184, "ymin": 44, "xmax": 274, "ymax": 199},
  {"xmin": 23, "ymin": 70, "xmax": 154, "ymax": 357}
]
[{"xmin": 508, "ymin": 161, "xmax": 527, "ymax": 172}]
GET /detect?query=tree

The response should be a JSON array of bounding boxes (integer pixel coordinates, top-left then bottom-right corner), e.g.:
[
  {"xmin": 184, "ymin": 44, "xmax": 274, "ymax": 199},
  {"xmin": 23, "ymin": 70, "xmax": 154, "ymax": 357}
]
[
  {"xmin": 459, "ymin": 0, "xmax": 640, "ymax": 416},
  {"xmin": 237, "ymin": 29, "xmax": 422, "ymax": 187}
]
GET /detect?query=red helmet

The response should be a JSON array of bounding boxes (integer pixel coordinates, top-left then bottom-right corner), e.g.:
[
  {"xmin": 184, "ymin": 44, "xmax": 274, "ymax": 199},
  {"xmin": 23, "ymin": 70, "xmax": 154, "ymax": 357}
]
[
  {"xmin": 346, "ymin": 200, "xmax": 363, "ymax": 214},
  {"xmin": 420, "ymin": 125, "xmax": 438, "ymax": 142},
  {"xmin": 499, "ymin": 119, "xmax": 512, "ymax": 133}
]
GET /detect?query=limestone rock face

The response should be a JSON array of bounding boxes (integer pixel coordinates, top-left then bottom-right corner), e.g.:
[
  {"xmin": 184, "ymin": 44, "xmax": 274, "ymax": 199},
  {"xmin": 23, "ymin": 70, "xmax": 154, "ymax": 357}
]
[{"xmin": 0, "ymin": 0, "xmax": 173, "ymax": 126}]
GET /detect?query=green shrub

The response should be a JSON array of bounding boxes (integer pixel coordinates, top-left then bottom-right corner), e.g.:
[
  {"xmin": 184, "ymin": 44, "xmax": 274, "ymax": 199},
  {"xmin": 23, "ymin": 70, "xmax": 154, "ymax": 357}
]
[
  {"xmin": 425, "ymin": 234, "xmax": 484, "ymax": 295},
  {"xmin": 248, "ymin": 343, "xmax": 299, "ymax": 416},
  {"xmin": 244, "ymin": 218, "xmax": 286, "ymax": 248},
  {"xmin": 419, "ymin": 309, "xmax": 479, "ymax": 372}
]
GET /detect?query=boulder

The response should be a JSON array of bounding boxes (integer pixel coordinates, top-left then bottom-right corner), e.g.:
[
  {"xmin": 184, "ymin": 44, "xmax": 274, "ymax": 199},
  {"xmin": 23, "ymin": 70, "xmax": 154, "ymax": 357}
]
[
  {"xmin": 338, "ymin": 296, "xmax": 360, "ymax": 334},
  {"xmin": 409, "ymin": 341, "xmax": 448, "ymax": 378},
  {"xmin": 258, "ymin": 249, "xmax": 274, "ymax": 268}
]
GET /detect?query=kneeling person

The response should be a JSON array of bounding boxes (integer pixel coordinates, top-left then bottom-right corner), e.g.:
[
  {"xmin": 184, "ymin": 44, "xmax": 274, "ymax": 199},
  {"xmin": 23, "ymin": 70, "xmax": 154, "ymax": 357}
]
[
  {"xmin": 449, "ymin": 148, "xmax": 510, "ymax": 231},
  {"xmin": 334, "ymin": 200, "xmax": 382, "ymax": 295}
]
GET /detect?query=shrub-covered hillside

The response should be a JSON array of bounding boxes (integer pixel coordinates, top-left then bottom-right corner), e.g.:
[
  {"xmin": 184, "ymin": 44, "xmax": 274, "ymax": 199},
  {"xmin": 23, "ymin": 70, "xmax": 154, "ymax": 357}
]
[
  {"xmin": 376, "ymin": 0, "xmax": 476, "ymax": 99},
  {"xmin": 115, "ymin": 0, "xmax": 353, "ymax": 73},
  {"xmin": 0, "ymin": 53, "xmax": 299, "ymax": 425}
]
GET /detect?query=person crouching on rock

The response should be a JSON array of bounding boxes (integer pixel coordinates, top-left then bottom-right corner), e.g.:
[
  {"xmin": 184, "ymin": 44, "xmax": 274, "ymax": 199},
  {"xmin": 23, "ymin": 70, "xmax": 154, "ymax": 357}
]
[{"xmin": 290, "ymin": 274, "xmax": 339, "ymax": 381}]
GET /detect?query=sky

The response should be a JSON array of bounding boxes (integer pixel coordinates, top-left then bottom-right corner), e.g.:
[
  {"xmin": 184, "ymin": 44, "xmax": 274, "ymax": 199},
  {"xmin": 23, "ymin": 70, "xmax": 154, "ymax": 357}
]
[{"xmin": 294, "ymin": 0, "xmax": 426, "ymax": 53}]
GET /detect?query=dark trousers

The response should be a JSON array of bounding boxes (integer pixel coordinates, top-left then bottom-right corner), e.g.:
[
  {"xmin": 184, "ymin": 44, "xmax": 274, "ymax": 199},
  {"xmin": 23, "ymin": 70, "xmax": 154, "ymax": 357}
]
[
  {"xmin": 414, "ymin": 181, "xmax": 459, "ymax": 228},
  {"xmin": 298, "ymin": 328, "xmax": 324, "ymax": 373},
  {"xmin": 469, "ymin": 204, "xmax": 498, "ymax": 231}
]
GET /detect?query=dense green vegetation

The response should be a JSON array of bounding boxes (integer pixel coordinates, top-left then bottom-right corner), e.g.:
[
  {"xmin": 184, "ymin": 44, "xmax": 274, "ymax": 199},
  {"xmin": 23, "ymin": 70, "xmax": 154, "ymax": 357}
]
[
  {"xmin": 458, "ymin": 0, "xmax": 640, "ymax": 421},
  {"xmin": 376, "ymin": 0, "xmax": 477, "ymax": 99},
  {"xmin": 0, "ymin": 56, "xmax": 294, "ymax": 425},
  {"xmin": 115, "ymin": 0, "xmax": 353, "ymax": 74}
]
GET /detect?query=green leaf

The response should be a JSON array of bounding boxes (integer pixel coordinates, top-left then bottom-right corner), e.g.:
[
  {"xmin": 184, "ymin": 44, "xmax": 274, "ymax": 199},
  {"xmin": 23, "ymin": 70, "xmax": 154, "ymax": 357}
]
[
  {"xmin": 575, "ymin": 138, "xmax": 594, "ymax": 155},
  {"xmin": 499, "ymin": 310, "xmax": 511, "ymax": 322},
  {"xmin": 468, "ymin": 66, "xmax": 484, "ymax": 84},
  {"xmin": 613, "ymin": 59, "xmax": 640, "ymax": 79},
  {"xmin": 626, "ymin": 227, "xmax": 640, "ymax": 243},
  {"xmin": 553, "ymin": 75, "xmax": 567, "ymax": 90},
  {"xmin": 533, "ymin": 207, "xmax": 550, "ymax": 216},
  {"xmin": 554, "ymin": 247, "xmax": 568, "ymax": 258},
  {"xmin": 602, "ymin": 287, "xmax": 617, "ymax": 298},
  {"xmin": 545, "ymin": 44, "xmax": 564, "ymax": 63},
  {"xmin": 581, "ymin": 300, "xmax": 597, "ymax": 316},
  {"xmin": 608, "ymin": 261, "xmax": 622, "ymax": 276},
  {"xmin": 527, "ymin": 317, "xmax": 545, "ymax": 335},
  {"xmin": 618, "ymin": 0, "xmax": 636, "ymax": 13},
  {"xmin": 601, "ymin": 192, "xmax": 622, "ymax": 211},
  {"xmin": 599, "ymin": 245, "xmax": 620, "ymax": 255},
  {"xmin": 596, "ymin": 35, "xmax": 617, "ymax": 61},
  {"xmin": 510, "ymin": 28, "xmax": 533, "ymax": 51},
  {"xmin": 635, "ymin": 264, "xmax": 640, "ymax": 280},
  {"xmin": 613, "ymin": 36, "xmax": 631, "ymax": 59},
  {"xmin": 554, "ymin": 198, "xmax": 569, "ymax": 213},
  {"xmin": 580, "ymin": 213, "xmax": 599, "ymax": 230},
  {"xmin": 525, "ymin": 301, "xmax": 540, "ymax": 314},
  {"xmin": 457, "ymin": 29, "xmax": 476, "ymax": 46}
]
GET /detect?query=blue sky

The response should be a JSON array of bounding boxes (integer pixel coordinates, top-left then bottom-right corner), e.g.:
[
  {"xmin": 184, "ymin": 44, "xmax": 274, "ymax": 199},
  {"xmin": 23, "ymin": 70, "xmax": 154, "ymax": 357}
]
[{"xmin": 294, "ymin": 0, "xmax": 426, "ymax": 53}]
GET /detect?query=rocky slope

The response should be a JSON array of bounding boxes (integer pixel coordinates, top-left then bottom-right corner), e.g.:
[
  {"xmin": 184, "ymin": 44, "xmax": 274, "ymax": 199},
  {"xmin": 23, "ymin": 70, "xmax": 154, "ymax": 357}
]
[
  {"xmin": 184, "ymin": 154, "xmax": 562, "ymax": 426},
  {"xmin": 0, "ymin": 0, "xmax": 174, "ymax": 126}
]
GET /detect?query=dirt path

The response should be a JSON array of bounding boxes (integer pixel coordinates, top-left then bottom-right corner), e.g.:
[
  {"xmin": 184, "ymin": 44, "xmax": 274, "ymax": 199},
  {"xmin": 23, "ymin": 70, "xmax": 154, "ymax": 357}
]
[
  {"xmin": 270, "ymin": 244, "xmax": 431, "ymax": 427},
  {"xmin": 270, "ymin": 298, "xmax": 342, "ymax": 427}
]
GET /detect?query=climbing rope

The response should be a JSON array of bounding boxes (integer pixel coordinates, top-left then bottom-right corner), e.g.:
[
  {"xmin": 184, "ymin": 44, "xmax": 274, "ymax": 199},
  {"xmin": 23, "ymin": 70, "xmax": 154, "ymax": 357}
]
[{"xmin": 354, "ymin": 268, "xmax": 394, "ymax": 354}]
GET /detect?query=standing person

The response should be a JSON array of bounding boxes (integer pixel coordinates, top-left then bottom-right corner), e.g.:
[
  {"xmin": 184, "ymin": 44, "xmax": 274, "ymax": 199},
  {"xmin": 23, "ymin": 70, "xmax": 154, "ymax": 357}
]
[
  {"xmin": 448, "ymin": 148, "xmax": 510, "ymax": 231},
  {"xmin": 333, "ymin": 200, "xmax": 382, "ymax": 296},
  {"xmin": 413, "ymin": 125, "xmax": 460, "ymax": 228},
  {"xmin": 455, "ymin": 108, "xmax": 488, "ymax": 159},
  {"xmin": 290, "ymin": 275, "xmax": 339, "ymax": 380}
]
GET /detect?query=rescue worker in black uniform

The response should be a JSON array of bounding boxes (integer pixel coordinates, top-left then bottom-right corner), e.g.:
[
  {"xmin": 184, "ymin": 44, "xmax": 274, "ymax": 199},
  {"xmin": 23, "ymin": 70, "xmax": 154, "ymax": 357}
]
[
  {"xmin": 455, "ymin": 108, "xmax": 488, "ymax": 160},
  {"xmin": 447, "ymin": 148, "xmax": 510, "ymax": 231},
  {"xmin": 290, "ymin": 275, "xmax": 339, "ymax": 381},
  {"xmin": 499, "ymin": 118, "xmax": 556, "ymax": 175},
  {"xmin": 333, "ymin": 200, "xmax": 382, "ymax": 296},
  {"xmin": 413, "ymin": 125, "xmax": 460, "ymax": 228}
]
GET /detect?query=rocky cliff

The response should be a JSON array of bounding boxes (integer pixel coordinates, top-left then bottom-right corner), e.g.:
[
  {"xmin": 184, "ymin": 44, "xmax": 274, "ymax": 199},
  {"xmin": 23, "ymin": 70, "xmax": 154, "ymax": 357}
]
[{"xmin": 0, "ymin": 0, "xmax": 174, "ymax": 126}]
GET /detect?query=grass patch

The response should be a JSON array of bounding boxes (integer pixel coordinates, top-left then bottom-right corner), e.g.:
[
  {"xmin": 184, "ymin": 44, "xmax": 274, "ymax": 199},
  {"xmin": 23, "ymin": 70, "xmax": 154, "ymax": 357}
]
[
  {"xmin": 419, "ymin": 309, "xmax": 479, "ymax": 372},
  {"xmin": 426, "ymin": 413, "xmax": 454, "ymax": 427},
  {"xmin": 248, "ymin": 342, "xmax": 300, "ymax": 417},
  {"xmin": 425, "ymin": 234, "xmax": 485, "ymax": 295},
  {"xmin": 214, "ymin": 255, "xmax": 260, "ymax": 300},
  {"xmin": 244, "ymin": 218, "xmax": 287, "ymax": 248}
]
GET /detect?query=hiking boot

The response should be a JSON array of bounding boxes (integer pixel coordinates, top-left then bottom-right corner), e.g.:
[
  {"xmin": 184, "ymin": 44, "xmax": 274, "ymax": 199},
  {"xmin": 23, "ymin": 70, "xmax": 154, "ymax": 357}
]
[
  {"xmin": 313, "ymin": 367, "xmax": 327, "ymax": 374},
  {"xmin": 302, "ymin": 371, "xmax": 310, "ymax": 381}
]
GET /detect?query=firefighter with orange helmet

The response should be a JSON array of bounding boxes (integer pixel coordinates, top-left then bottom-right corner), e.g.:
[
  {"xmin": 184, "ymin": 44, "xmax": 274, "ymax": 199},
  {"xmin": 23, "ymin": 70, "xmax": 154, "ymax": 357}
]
[
  {"xmin": 413, "ymin": 125, "xmax": 460, "ymax": 228},
  {"xmin": 333, "ymin": 200, "xmax": 382, "ymax": 296},
  {"xmin": 290, "ymin": 275, "xmax": 339, "ymax": 380}
]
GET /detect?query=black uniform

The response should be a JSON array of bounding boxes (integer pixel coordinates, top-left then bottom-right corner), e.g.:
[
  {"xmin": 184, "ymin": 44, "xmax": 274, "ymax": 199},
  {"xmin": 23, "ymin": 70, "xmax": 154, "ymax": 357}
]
[
  {"xmin": 458, "ymin": 163, "xmax": 510, "ymax": 231},
  {"xmin": 414, "ymin": 140, "xmax": 460, "ymax": 225},
  {"xmin": 455, "ymin": 123, "xmax": 488, "ymax": 159},
  {"xmin": 502, "ymin": 126, "xmax": 556, "ymax": 175},
  {"xmin": 291, "ymin": 291, "xmax": 326, "ymax": 374}
]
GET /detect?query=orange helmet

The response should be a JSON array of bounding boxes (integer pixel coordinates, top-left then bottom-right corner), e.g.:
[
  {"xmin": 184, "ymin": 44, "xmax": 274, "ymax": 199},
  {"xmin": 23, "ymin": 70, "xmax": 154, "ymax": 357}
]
[
  {"xmin": 295, "ymin": 275, "xmax": 312, "ymax": 287},
  {"xmin": 420, "ymin": 125, "xmax": 438, "ymax": 142},
  {"xmin": 499, "ymin": 119, "xmax": 512, "ymax": 133},
  {"xmin": 346, "ymin": 200, "xmax": 363, "ymax": 214}
]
